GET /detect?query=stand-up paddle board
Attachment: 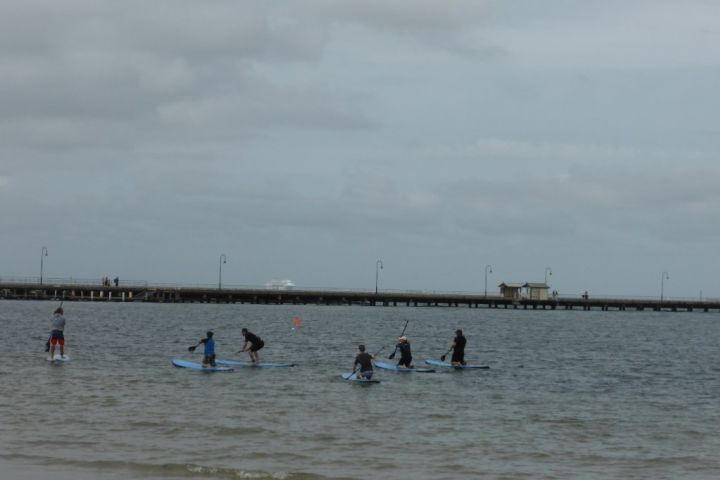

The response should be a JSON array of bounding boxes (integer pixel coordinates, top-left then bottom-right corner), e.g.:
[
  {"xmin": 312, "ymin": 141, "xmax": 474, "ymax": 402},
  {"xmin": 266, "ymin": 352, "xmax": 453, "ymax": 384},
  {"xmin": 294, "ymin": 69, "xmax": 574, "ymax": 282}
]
[
  {"xmin": 172, "ymin": 359, "xmax": 233, "ymax": 372},
  {"xmin": 47, "ymin": 354, "xmax": 70, "ymax": 362},
  {"xmin": 425, "ymin": 359, "xmax": 489, "ymax": 369},
  {"xmin": 341, "ymin": 372, "xmax": 380, "ymax": 384},
  {"xmin": 215, "ymin": 360, "xmax": 296, "ymax": 368},
  {"xmin": 373, "ymin": 360, "xmax": 435, "ymax": 373}
]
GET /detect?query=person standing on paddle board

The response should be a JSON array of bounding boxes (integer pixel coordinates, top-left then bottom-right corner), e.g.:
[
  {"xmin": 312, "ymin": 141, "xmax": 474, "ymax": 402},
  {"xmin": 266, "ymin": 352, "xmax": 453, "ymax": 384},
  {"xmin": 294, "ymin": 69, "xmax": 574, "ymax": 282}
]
[
  {"xmin": 395, "ymin": 336, "xmax": 415, "ymax": 369},
  {"xmin": 240, "ymin": 328, "xmax": 264, "ymax": 363},
  {"xmin": 48, "ymin": 307, "xmax": 66, "ymax": 359},
  {"xmin": 450, "ymin": 329, "xmax": 467, "ymax": 366},
  {"xmin": 199, "ymin": 331, "xmax": 216, "ymax": 367},
  {"xmin": 352, "ymin": 344, "xmax": 375, "ymax": 380}
]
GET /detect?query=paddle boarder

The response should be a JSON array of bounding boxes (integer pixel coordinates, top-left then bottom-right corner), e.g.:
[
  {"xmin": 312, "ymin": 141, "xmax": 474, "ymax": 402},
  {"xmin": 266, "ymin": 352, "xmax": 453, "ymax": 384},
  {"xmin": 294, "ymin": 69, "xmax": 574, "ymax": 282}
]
[
  {"xmin": 395, "ymin": 336, "xmax": 415, "ymax": 369},
  {"xmin": 449, "ymin": 329, "xmax": 467, "ymax": 366},
  {"xmin": 351, "ymin": 344, "xmax": 375, "ymax": 380},
  {"xmin": 240, "ymin": 328, "xmax": 265, "ymax": 364},
  {"xmin": 48, "ymin": 307, "xmax": 66, "ymax": 360},
  {"xmin": 199, "ymin": 331, "xmax": 216, "ymax": 367}
]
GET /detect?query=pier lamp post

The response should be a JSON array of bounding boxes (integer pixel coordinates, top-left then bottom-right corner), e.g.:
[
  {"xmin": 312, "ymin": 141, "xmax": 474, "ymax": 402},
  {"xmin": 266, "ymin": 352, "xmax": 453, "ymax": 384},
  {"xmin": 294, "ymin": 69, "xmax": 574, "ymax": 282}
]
[
  {"xmin": 375, "ymin": 259, "xmax": 383, "ymax": 294},
  {"xmin": 484, "ymin": 264, "xmax": 493, "ymax": 297},
  {"xmin": 660, "ymin": 271, "xmax": 669, "ymax": 303},
  {"xmin": 544, "ymin": 267, "xmax": 552, "ymax": 284},
  {"xmin": 218, "ymin": 254, "xmax": 227, "ymax": 290},
  {"xmin": 40, "ymin": 247, "xmax": 48, "ymax": 285}
]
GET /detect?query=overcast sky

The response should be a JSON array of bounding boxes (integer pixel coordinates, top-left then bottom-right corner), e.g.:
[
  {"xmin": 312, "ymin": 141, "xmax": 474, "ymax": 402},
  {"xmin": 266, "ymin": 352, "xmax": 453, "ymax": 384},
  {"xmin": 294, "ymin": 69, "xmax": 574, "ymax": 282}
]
[{"xmin": 2, "ymin": 0, "xmax": 719, "ymax": 298}]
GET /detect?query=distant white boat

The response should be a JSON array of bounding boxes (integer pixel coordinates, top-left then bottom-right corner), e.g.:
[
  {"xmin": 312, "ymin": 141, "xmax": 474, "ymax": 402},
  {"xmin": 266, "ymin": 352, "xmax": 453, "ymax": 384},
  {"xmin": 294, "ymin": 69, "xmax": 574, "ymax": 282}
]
[{"xmin": 265, "ymin": 279, "xmax": 296, "ymax": 290}]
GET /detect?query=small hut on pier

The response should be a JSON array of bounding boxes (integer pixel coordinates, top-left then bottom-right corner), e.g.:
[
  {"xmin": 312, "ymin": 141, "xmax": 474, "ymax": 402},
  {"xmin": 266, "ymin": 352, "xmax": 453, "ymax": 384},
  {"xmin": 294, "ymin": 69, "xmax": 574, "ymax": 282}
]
[
  {"xmin": 498, "ymin": 283, "xmax": 523, "ymax": 300},
  {"xmin": 523, "ymin": 282, "xmax": 550, "ymax": 300}
]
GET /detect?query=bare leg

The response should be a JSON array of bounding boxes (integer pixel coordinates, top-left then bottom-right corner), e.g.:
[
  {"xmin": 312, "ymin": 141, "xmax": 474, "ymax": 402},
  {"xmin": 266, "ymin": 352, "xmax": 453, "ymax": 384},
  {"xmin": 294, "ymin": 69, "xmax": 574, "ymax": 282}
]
[{"xmin": 49, "ymin": 344, "xmax": 55, "ymax": 359}]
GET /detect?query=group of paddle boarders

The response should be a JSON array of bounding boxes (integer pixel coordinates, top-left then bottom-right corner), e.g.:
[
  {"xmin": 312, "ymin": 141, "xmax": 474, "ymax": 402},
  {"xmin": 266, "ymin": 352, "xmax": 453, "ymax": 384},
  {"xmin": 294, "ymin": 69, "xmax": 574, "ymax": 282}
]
[
  {"xmin": 42, "ymin": 305, "xmax": 468, "ymax": 374},
  {"xmin": 191, "ymin": 328, "xmax": 265, "ymax": 368},
  {"xmin": 349, "ymin": 329, "xmax": 468, "ymax": 379}
]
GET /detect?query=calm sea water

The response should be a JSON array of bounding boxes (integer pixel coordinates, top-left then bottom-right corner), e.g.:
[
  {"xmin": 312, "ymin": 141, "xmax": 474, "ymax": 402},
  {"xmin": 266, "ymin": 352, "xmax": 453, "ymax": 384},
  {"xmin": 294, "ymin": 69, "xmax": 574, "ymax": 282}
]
[{"xmin": 1, "ymin": 300, "xmax": 718, "ymax": 479}]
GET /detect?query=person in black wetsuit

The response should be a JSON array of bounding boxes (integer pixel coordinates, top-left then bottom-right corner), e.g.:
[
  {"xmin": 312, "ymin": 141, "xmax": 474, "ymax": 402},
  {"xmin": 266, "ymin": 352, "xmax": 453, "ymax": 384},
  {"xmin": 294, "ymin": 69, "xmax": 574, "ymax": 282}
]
[
  {"xmin": 450, "ymin": 329, "xmax": 467, "ymax": 366},
  {"xmin": 240, "ymin": 328, "xmax": 265, "ymax": 363},
  {"xmin": 352, "ymin": 344, "xmax": 375, "ymax": 379},
  {"xmin": 395, "ymin": 336, "xmax": 415, "ymax": 368}
]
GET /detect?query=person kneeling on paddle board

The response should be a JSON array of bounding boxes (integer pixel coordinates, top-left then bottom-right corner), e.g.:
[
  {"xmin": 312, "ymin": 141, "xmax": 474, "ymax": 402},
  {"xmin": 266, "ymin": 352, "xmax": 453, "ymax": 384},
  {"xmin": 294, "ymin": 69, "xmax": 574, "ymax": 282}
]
[
  {"xmin": 48, "ymin": 307, "xmax": 66, "ymax": 359},
  {"xmin": 199, "ymin": 331, "xmax": 216, "ymax": 367},
  {"xmin": 240, "ymin": 328, "xmax": 264, "ymax": 363},
  {"xmin": 352, "ymin": 344, "xmax": 375, "ymax": 380},
  {"xmin": 450, "ymin": 329, "xmax": 467, "ymax": 366},
  {"xmin": 395, "ymin": 336, "xmax": 415, "ymax": 368}
]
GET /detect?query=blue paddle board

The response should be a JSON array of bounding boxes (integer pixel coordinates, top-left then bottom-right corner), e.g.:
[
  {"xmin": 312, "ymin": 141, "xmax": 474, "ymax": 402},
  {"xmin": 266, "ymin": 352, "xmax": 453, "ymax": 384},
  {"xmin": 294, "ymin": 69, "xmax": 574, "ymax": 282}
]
[
  {"xmin": 216, "ymin": 360, "xmax": 296, "ymax": 368},
  {"xmin": 425, "ymin": 359, "xmax": 489, "ymax": 369},
  {"xmin": 341, "ymin": 372, "xmax": 380, "ymax": 384},
  {"xmin": 373, "ymin": 360, "xmax": 435, "ymax": 373},
  {"xmin": 172, "ymin": 359, "xmax": 233, "ymax": 372}
]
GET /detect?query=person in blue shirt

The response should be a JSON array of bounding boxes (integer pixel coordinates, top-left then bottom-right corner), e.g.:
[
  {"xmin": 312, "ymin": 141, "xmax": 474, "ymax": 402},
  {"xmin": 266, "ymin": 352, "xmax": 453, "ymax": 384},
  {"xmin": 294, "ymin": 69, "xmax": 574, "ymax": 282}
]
[{"xmin": 199, "ymin": 331, "xmax": 216, "ymax": 367}]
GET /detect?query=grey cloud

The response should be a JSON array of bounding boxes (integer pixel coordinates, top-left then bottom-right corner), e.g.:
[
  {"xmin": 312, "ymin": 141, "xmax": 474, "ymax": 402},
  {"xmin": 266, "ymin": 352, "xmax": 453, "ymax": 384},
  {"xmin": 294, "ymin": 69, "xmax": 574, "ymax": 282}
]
[
  {"xmin": 2, "ymin": 0, "xmax": 719, "ymax": 296},
  {"xmin": 422, "ymin": 164, "xmax": 720, "ymax": 243},
  {"xmin": 301, "ymin": 0, "xmax": 497, "ymax": 58},
  {"xmin": 303, "ymin": 0, "xmax": 490, "ymax": 33}
]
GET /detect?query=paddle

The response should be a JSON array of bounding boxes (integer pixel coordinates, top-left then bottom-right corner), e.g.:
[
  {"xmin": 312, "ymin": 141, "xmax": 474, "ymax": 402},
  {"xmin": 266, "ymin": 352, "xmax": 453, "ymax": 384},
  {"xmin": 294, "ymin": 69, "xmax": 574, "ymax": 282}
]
[
  {"xmin": 440, "ymin": 347, "xmax": 453, "ymax": 362},
  {"xmin": 188, "ymin": 341, "xmax": 201, "ymax": 352},
  {"xmin": 387, "ymin": 320, "xmax": 409, "ymax": 360}
]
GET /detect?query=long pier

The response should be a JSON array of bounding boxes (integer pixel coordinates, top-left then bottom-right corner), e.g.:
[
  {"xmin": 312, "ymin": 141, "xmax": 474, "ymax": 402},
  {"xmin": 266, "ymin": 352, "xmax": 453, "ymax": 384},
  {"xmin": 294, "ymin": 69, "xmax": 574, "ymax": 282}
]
[{"xmin": 1, "ymin": 280, "xmax": 719, "ymax": 312}]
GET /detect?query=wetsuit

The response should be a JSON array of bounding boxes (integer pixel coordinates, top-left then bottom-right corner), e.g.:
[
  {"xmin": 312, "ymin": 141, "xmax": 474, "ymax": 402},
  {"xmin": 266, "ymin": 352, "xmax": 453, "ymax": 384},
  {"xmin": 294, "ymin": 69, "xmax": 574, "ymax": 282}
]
[
  {"xmin": 354, "ymin": 352, "xmax": 374, "ymax": 379},
  {"xmin": 396, "ymin": 342, "xmax": 413, "ymax": 367},
  {"xmin": 451, "ymin": 334, "xmax": 467, "ymax": 364},
  {"xmin": 243, "ymin": 332, "xmax": 265, "ymax": 352}
]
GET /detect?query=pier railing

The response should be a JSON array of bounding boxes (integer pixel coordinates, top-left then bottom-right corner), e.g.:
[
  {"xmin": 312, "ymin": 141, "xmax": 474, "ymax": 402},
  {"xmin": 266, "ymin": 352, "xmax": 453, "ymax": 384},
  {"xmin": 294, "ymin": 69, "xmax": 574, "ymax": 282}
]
[{"xmin": 2, "ymin": 277, "xmax": 720, "ymax": 312}]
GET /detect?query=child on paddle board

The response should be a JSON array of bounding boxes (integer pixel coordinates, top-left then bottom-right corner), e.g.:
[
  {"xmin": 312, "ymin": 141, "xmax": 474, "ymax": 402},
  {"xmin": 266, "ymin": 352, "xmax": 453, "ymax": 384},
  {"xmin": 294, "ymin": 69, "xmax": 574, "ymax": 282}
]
[
  {"xmin": 395, "ymin": 336, "xmax": 415, "ymax": 368},
  {"xmin": 199, "ymin": 331, "xmax": 216, "ymax": 367},
  {"xmin": 240, "ymin": 328, "xmax": 264, "ymax": 363},
  {"xmin": 352, "ymin": 344, "xmax": 375, "ymax": 380},
  {"xmin": 48, "ymin": 307, "xmax": 66, "ymax": 360},
  {"xmin": 450, "ymin": 329, "xmax": 467, "ymax": 366}
]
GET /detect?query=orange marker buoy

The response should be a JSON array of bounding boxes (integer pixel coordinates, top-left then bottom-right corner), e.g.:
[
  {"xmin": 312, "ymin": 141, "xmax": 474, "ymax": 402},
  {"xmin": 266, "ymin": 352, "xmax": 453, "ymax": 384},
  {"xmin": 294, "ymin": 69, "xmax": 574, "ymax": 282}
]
[{"xmin": 293, "ymin": 317, "xmax": 302, "ymax": 328}]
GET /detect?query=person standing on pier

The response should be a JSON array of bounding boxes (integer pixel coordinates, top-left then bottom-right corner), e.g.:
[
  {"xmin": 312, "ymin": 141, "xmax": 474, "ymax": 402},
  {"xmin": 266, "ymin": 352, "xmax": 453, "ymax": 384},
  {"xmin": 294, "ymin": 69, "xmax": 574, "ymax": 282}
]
[
  {"xmin": 48, "ymin": 307, "xmax": 67, "ymax": 360},
  {"xmin": 239, "ymin": 328, "xmax": 265, "ymax": 364},
  {"xmin": 395, "ymin": 336, "xmax": 415, "ymax": 369},
  {"xmin": 449, "ymin": 329, "xmax": 467, "ymax": 366}
]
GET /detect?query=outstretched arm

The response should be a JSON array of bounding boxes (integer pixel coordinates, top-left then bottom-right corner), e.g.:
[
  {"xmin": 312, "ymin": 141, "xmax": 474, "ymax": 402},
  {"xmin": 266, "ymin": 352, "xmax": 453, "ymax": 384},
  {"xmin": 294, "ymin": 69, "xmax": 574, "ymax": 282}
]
[{"xmin": 188, "ymin": 338, "xmax": 206, "ymax": 352}]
